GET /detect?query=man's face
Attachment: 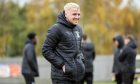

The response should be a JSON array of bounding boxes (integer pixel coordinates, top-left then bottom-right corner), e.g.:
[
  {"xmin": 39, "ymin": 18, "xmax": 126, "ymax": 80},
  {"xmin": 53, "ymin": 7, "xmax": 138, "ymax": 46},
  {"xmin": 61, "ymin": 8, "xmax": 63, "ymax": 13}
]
[
  {"xmin": 124, "ymin": 38, "xmax": 130, "ymax": 45},
  {"xmin": 33, "ymin": 36, "xmax": 37, "ymax": 45},
  {"xmin": 65, "ymin": 8, "xmax": 80, "ymax": 25},
  {"xmin": 114, "ymin": 40, "xmax": 119, "ymax": 47}
]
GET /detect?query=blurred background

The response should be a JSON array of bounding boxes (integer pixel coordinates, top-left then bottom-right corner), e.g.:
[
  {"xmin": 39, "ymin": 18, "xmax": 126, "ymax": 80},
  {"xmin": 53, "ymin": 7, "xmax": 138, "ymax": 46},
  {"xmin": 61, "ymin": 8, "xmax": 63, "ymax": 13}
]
[
  {"xmin": 0, "ymin": 0, "xmax": 140, "ymax": 84},
  {"xmin": 0, "ymin": 0, "xmax": 140, "ymax": 56}
]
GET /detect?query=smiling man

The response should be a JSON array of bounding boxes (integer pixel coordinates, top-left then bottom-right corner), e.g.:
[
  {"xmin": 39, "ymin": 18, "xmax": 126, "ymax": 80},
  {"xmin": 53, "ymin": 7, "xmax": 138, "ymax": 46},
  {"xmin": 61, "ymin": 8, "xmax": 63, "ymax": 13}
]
[
  {"xmin": 64, "ymin": 3, "xmax": 80, "ymax": 25},
  {"xmin": 42, "ymin": 2, "xmax": 85, "ymax": 84}
]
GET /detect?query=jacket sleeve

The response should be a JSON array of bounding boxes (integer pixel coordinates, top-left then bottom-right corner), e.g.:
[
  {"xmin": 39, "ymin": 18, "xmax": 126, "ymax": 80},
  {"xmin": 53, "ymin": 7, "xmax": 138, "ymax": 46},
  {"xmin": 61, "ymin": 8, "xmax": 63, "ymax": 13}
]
[
  {"xmin": 119, "ymin": 48, "xmax": 127, "ymax": 62},
  {"xmin": 26, "ymin": 45, "xmax": 39, "ymax": 76},
  {"xmin": 92, "ymin": 44, "xmax": 96, "ymax": 61},
  {"xmin": 112, "ymin": 56, "xmax": 115, "ymax": 73},
  {"xmin": 42, "ymin": 26, "xmax": 64, "ymax": 69},
  {"xmin": 112, "ymin": 51, "xmax": 116, "ymax": 73}
]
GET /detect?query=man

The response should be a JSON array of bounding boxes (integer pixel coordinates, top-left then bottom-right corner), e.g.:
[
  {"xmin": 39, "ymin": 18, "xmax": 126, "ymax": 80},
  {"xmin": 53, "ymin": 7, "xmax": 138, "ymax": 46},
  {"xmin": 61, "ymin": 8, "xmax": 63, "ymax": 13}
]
[
  {"xmin": 22, "ymin": 32, "xmax": 39, "ymax": 84},
  {"xmin": 42, "ymin": 2, "xmax": 85, "ymax": 84},
  {"xmin": 112, "ymin": 35, "xmax": 124, "ymax": 84},
  {"xmin": 119, "ymin": 35, "xmax": 137, "ymax": 84},
  {"xmin": 81, "ymin": 34, "xmax": 96, "ymax": 84}
]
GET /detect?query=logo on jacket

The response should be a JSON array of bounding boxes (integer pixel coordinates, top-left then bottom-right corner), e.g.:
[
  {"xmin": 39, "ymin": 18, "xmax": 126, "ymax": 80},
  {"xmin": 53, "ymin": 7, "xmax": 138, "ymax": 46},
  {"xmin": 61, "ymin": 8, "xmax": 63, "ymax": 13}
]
[
  {"xmin": 66, "ymin": 31, "xmax": 71, "ymax": 36},
  {"xmin": 75, "ymin": 31, "xmax": 80, "ymax": 39}
]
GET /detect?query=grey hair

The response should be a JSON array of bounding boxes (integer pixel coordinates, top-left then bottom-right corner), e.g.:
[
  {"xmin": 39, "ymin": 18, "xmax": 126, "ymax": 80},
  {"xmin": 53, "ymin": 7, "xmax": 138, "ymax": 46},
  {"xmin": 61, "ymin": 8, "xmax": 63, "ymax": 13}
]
[{"xmin": 64, "ymin": 2, "xmax": 80, "ymax": 11}]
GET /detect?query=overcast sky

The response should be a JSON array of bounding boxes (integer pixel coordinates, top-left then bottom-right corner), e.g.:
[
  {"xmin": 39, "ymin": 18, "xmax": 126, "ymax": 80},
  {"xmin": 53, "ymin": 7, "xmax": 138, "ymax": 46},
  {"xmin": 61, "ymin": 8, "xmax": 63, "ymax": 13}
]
[{"xmin": 132, "ymin": 0, "xmax": 140, "ymax": 9}]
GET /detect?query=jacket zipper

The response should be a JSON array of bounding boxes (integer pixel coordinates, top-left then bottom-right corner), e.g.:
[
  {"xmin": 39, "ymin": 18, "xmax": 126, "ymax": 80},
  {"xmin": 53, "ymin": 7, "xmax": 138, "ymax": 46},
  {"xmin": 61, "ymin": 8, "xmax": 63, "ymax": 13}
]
[{"xmin": 72, "ymin": 29, "xmax": 78, "ymax": 81}]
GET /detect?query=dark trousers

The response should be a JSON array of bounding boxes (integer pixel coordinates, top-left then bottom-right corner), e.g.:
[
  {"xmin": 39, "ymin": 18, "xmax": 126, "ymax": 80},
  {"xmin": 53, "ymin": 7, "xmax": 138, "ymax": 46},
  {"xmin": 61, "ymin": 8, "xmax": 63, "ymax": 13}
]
[
  {"xmin": 122, "ymin": 73, "xmax": 135, "ymax": 84},
  {"xmin": 115, "ymin": 73, "xmax": 123, "ymax": 84},
  {"xmin": 23, "ymin": 74, "xmax": 35, "ymax": 84},
  {"xmin": 52, "ymin": 79, "xmax": 81, "ymax": 84},
  {"xmin": 80, "ymin": 72, "xmax": 93, "ymax": 84}
]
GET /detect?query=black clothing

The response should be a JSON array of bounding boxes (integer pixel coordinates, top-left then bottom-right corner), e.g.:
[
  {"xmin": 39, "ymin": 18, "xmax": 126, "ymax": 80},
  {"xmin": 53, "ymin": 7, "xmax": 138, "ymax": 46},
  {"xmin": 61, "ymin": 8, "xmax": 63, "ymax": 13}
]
[
  {"xmin": 112, "ymin": 35, "xmax": 124, "ymax": 84},
  {"xmin": 115, "ymin": 73, "xmax": 122, "ymax": 84},
  {"xmin": 113, "ymin": 35, "xmax": 124, "ymax": 49},
  {"xmin": 82, "ymin": 42, "xmax": 95, "ymax": 72},
  {"xmin": 119, "ymin": 39, "xmax": 137, "ymax": 73},
  {"xmin": 23, "ymin": 74, "xmax": 35, "ymax": 84},
  {"xmin": 81, "ymin": 42, "xmax": 95, "ymax": 84},
  {"xmin": 122, "ymin": 73, "xmax": 135, "ymax": 84},
  {"xmin": 22, "ymin": 39, "xmax": 39, "ymax": 76},
  {"xmin": 80, "ymin": 72, "xmax": 93, "ymax": 84},
  {"xmin": 52, "ymin": 79, "xmax": 81, "ymax": 84},
  {"xmin": 42, "ymin": 12, "xmax": 85, "ymax": 82},
  {"xmin": 22, "ymin": 39, "xmax": 39, "ymax": 84},
  {"xmin": 112, "ymin": 35, "xmax": 124, "ymax": 74},
  {"xmin": 119, "ymin": 38, "xmax": 137, "ymax": 84}
]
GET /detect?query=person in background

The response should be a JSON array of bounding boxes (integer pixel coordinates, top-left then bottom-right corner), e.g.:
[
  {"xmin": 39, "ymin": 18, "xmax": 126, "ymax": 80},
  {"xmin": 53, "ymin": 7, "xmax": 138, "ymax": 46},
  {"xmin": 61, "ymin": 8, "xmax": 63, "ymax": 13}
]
[
  {"xmin": 42, "ymin": 2, "xmax": 85, "ymax": 84},
  {"xmin": 112, "ymin": 35, "xmax": 124, "ymax": 84},
  {"xmin": 119, "ymin": 35, "xmax": 137, "ymax": 84},
  {"xmin": 81, "ymin": 34, "xmax": 96, "ymax": 84},
  {"xmin": 22, "ymin": 32, "xmax": 39, "ymax": 84}
]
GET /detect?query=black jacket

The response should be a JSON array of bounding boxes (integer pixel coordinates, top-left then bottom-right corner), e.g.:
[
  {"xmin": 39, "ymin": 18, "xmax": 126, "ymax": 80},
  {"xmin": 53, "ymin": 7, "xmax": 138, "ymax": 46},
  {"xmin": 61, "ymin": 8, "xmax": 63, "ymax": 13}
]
[
  {"xmin": 42, "ymin": 12, "xmax": 85, "ymax": 82},
  {"xmin": 81, "ymin": 42, "xmax": 95, "ymax": 73},
  {"xmin": 119, "ymin": 38, "xmax": 137, "ymax": 73},
  {"xmin": 22, "ymin": 39, "xmax": 39, "ymax": 77},
  {"xmin": 112, "ymin": 35, "xmax": 124, "ymax": 74}
]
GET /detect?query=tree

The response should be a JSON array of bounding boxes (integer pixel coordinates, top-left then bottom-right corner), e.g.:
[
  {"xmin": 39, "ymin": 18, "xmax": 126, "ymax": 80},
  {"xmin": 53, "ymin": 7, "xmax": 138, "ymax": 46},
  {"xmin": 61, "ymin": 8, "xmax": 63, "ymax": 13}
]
[
  {"xmin": 25, "ymin": 0, "xmax": 55, "ymax": 55},
  {"xmin": 0, "ymin": 1, "xmax": 27, "ymax": 56}
]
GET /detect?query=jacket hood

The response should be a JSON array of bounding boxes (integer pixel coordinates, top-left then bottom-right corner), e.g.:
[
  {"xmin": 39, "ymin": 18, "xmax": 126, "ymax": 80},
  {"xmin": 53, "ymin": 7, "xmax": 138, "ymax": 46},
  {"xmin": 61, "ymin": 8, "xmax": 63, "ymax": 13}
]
[
  {"xmin": 127, "ymin": 38, "xmax": 137, "ymax": 49},
  {"xmin": 57, "ymin": 11, "xmax": 76, "ymax": 28},
  {"xmin": 113, "ymin": 35, "xmax": 124, "ymax": 48}
]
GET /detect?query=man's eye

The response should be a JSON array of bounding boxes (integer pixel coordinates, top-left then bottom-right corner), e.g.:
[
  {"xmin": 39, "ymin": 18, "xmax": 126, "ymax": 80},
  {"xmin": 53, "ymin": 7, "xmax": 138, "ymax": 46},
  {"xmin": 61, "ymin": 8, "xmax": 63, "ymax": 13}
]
[
  {"xmin": 73, "ymin": 13, "xmax": 77, "ymax": 15},
  {"xmin": 73, "ymin": 13, "xmax": 80, "ymax": 16}
]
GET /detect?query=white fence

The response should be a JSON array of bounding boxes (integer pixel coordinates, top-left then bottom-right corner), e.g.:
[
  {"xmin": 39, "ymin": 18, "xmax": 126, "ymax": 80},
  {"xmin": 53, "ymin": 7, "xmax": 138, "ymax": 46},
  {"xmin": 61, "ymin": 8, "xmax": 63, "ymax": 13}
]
[{"xmin": 0, "ymin": 55, "xmax": 140, "ymax": 83}]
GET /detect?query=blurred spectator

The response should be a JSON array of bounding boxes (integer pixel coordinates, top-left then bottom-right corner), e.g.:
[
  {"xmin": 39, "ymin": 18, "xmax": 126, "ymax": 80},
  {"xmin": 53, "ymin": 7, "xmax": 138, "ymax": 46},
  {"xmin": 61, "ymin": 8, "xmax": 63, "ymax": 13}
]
[
  {"xmin": 119, "ymin": 35, "xmax": 137, "ymax": 84},
  {"xmin": 21, "ymin": 32, "xmax": 39, "ymax": 84},
  {"xmin": 80, "ymin": 34, "xmax": 96, "ymax": 84},
  {"xmin": 112, "ymin": 35, "xmax": 124, "ymax": 84}
]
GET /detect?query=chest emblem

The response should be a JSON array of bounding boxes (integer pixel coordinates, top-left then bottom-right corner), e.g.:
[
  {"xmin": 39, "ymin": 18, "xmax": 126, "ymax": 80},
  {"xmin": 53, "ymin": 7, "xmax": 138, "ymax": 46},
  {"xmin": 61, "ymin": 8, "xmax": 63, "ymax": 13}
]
[{"xmin": 75, "ymin": 31, "xmax": 80, "ymax": 39}]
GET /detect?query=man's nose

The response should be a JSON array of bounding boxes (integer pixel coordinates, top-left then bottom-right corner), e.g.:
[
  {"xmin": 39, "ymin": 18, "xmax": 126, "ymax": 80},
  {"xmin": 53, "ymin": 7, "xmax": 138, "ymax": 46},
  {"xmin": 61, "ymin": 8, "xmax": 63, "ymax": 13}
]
[{"xmin": 75, "ymin": 15, "xmax": 80, "ymax": 19}]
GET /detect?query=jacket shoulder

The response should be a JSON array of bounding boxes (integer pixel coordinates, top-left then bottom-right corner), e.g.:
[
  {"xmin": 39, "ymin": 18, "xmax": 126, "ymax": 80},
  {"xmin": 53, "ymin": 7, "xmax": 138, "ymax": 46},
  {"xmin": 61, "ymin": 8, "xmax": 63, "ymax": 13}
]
[
  {"xmin": 48, "ymin": 23, "xmax": 62, "ymax": 32},
  {"xmin": 49, "ymin": 23, "xmax": 60, "ymax": 29},
  {"xmin": 25, "ymin": 43, "xmax": 34, "ymax": 50},
  {"xmin": 76, "ymin": 25, "xmax": 82, "ymax": 30}
]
